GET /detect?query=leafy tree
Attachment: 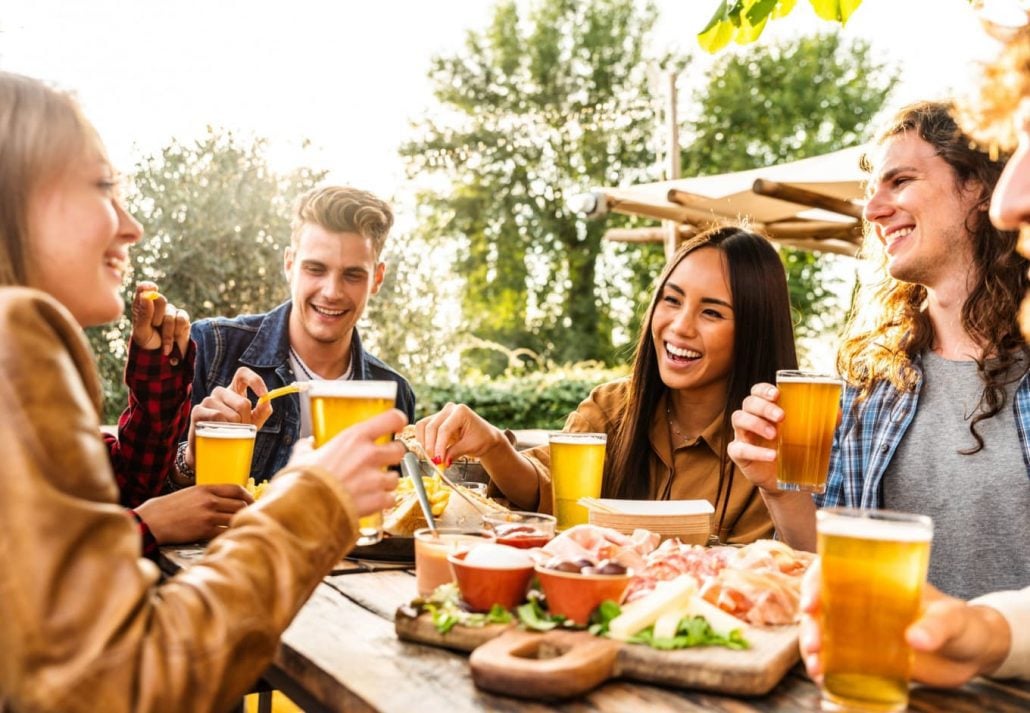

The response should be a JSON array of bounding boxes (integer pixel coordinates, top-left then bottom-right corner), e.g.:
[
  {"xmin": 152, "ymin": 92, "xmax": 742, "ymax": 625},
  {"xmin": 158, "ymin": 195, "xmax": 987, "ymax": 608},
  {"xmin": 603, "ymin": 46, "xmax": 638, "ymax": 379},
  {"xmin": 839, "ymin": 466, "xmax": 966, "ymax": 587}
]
[
  {"xmin": 360, "ymin": 220, "xmax": 458, "ymax": 383},
  {"xmin": 400, "ymin": 0, "xmax": 666, "ymax": 372},
  {"xmin": 698, "ymin": 0, "xmax": 865, "ymax": 52},
  {"xmin": 86, "ymin": 128, "xmax": 325, "ymax": 421},
  {"xmin": 680, "ymin": 31, "xmax": 897, "ymax": 343}
]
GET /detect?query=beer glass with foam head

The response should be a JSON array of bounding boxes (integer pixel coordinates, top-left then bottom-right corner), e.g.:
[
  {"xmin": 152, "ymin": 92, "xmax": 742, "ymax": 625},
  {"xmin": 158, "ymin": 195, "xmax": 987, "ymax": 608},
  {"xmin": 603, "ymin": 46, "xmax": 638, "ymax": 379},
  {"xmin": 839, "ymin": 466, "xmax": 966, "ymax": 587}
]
[
  {"xmin": 195, "ymin": 422, "xmax": 257, "ymax": 486},
  {"xmin": 775, "ymin": 370, "xmax": 842, "ymax": 494},
  {"xmin": 816, "ymin": 508, "xmax": 933, "ymax": 713},
  {"xmin": 549, "ymin": 432, "xmax": 606, "ymax": 530},
  {"xmin": 308, "ymin": 380, "xmax": 398, "ymax": 546}
]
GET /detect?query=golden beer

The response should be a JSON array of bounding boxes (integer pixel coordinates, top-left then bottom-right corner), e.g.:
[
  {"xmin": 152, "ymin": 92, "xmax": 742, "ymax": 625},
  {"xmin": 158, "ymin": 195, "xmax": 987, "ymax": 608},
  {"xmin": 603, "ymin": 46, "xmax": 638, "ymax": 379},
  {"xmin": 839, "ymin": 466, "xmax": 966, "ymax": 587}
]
[
  {"xmin": 308, "ymin": 380, "xmax": 397, "ymax": 546},
  {"xmin": 195, "ymin": 422, "xmax": 257, "ymax": 486},
  {"xmin": 817, "ymin": 509, "xmax": 933, "ymax": 713},
  {"xmin": 776, "ymin": 371, "xmax": 842, "ymax": 494},
  {"xmin": 549, "ymin": 433, "xmax": 606, "ymax": 530}
]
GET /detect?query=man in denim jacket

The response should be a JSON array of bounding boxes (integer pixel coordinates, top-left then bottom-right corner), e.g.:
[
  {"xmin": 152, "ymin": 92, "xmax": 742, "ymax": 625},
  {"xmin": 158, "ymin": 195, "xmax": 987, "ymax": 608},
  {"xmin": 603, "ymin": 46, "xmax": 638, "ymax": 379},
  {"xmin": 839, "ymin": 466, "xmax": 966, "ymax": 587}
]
[{"xmin": 173, "ymin": 186, "xmax": 415, "ymax": 483}]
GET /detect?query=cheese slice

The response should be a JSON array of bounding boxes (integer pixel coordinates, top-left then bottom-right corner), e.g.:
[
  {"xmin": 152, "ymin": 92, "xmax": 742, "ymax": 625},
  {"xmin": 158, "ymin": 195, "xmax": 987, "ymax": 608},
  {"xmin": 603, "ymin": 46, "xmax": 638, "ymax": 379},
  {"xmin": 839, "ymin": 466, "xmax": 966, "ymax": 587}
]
[
  {"xmin": 608, "ymin": 577, "xmax": 697, "ymax": 641},
  {"xmin": 652, "ymin": 605, "xmax": 691, "ymax": 640},
  {"xmin": 685, "ymin": 594, "xmax": 750, "ymax": 638}
]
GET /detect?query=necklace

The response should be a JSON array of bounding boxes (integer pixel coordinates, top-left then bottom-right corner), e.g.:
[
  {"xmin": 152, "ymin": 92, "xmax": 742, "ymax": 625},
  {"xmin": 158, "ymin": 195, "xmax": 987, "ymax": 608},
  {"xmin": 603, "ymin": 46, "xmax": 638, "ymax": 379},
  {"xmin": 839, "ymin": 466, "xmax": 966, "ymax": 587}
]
[
  {"xmin": 290, "ymin": 347, "xmax": 353, "ymax": 381},
  {"xmin": 290, "ymin": 347, "xmax": 321, "ymax": 381},
  {"xmin": 665, "ymin": 402, "xmax": 696, "ymax": 444}
]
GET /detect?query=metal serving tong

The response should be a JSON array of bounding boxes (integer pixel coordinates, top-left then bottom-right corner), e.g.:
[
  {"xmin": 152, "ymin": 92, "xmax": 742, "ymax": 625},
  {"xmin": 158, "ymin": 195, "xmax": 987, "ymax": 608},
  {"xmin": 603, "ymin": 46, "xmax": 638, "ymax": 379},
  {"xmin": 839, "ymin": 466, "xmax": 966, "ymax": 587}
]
[{"xmin": 401, "ymin": 452, "xmax": 436, "ymax": 532}]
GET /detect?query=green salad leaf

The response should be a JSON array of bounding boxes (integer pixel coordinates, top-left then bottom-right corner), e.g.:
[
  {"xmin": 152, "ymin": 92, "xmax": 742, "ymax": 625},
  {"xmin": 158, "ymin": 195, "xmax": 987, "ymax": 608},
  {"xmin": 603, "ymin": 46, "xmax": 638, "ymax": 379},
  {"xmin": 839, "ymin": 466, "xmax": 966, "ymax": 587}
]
[
  {"xmin": 627, "ymin": 615, "xmax": 750, "ymax": 651},
  {"xmin": 418, "ymin": 583, "xmax": 515, "ymax": 634},
  {"xmin": 588, "ymin": 600, "xmax": 623, "ymax": 636}
]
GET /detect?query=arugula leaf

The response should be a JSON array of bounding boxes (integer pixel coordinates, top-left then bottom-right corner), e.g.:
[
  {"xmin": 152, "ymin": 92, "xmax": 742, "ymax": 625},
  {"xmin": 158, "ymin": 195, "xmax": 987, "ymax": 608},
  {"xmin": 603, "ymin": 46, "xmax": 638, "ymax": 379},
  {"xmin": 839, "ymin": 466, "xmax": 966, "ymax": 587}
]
[
  {"xmin": 420, "ymin": 584, "xmax": 515, "ymax": 633},
  {"xmin": 627, "ymin": 616, "xmax": 750, "ymax": 651},
  {"xmin": 588, "ymin": 600, "xmax": 622, "ymax": 636},
  {"xmin": 516, "ymin": 598, "xmax": 563, "ymax": 631},
  {"xmin": 431, "ymin": 606, "xmax": 460, "ymax": 635},
  {"xmin": 486, "ymin": 604, "xmax": 514, "ymax": 625}
]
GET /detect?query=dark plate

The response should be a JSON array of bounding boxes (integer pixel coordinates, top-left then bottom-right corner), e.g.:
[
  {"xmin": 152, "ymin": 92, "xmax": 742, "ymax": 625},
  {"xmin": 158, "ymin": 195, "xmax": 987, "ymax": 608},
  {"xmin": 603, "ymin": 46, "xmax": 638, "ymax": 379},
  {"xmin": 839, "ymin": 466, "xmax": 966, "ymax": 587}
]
[{"xmin": 349, "ymin": 535, "xmax": 415, "ymax": 562}]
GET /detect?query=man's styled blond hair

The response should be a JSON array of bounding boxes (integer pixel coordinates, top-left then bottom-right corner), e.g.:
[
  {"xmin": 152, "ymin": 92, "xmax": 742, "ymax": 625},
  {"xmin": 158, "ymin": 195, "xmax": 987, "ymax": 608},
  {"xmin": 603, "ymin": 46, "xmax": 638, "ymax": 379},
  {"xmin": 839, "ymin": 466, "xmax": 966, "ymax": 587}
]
[{"xmin": 290, "ymin": 186, "xmax": 394, "ymax": 258}]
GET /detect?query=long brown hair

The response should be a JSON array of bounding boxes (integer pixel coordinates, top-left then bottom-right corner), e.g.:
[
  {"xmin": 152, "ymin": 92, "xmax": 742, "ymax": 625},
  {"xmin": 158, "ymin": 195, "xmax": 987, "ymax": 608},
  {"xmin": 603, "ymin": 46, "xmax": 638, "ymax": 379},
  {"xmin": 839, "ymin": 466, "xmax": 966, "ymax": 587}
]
[
  {"xmin": 604, "ymin": 226, "xmax": 798, "ymax": 498},
  {"xmin": 0, "ymin": 71, "xmax": 97, "ymax": 287},
  {"xmin": 838, "ymin": 101, "xmax": 1029, "ymax": 453}
]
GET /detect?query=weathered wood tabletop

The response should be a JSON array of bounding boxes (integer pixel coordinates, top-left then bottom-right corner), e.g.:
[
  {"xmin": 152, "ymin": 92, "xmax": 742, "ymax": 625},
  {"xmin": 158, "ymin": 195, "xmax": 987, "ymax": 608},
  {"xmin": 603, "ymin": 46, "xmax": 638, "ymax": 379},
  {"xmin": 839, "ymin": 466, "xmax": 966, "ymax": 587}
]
[{"xmin": 160, "ymin": 546, "xmax": 1030, "ymax": 713}]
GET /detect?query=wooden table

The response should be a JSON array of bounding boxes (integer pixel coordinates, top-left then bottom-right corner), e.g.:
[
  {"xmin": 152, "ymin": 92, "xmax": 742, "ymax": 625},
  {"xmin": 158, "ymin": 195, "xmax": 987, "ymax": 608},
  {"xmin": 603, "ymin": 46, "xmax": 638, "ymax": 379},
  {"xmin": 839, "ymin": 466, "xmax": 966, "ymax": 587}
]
[{"xmin": 160, "ymin": 547, "xmax": 1030, "ymax": 713}]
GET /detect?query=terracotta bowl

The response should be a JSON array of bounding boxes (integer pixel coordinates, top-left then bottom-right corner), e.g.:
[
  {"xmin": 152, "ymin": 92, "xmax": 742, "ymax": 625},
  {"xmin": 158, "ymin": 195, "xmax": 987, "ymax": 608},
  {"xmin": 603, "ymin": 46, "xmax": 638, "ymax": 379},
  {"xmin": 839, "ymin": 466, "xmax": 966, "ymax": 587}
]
[
  {"xmin": 534, "ymin": 564, "xmax": 632, "ymax": 626},
  {"xmin": 448, "ymin": 549, "xmax": 535, "ymax": 612}
]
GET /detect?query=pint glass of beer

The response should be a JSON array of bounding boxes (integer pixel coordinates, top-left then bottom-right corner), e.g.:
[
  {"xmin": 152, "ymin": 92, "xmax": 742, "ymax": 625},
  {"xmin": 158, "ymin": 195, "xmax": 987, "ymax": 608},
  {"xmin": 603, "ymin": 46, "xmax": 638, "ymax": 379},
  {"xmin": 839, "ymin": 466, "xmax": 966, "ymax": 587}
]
[
  {"xmin": 816, "ymin": 508, "xmax": 933, "ymax": 713},
  {"xmin": 308, "ymin": 380, "xmax": 398, "ymax": 546},
  {"xmin": 195, "ymin": 421, "xmax": 257, "ymax": 486},
  {"xmin": 775, "ymin": 370, "xmax": 842, "ymax": 494},
  {"xmin": 549, "ymin": 432, "xmax": 606, "ymax": 530}
]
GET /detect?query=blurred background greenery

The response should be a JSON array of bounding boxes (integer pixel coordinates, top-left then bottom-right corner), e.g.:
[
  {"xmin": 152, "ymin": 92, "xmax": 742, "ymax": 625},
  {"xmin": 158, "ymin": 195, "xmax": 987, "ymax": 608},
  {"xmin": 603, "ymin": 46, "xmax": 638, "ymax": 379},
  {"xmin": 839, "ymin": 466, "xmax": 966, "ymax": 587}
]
[{"xmin": 86, "ymin": 0, "xmax": 896, "ymax": 428}]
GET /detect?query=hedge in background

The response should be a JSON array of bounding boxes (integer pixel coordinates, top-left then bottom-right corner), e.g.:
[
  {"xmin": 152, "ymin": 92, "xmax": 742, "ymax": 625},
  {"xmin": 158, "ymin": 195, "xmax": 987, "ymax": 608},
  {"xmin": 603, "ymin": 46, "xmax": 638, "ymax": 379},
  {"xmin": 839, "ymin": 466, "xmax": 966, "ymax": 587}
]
[{"xmin": 413, "ymin": 363, "xmax": 629, "ymax": 430}]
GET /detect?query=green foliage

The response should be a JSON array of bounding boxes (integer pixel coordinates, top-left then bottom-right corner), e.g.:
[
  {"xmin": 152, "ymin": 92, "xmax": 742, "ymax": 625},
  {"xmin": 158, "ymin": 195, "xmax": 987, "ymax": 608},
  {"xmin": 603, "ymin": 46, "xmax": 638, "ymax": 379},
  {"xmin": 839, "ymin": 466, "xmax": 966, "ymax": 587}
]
[
  {"xmin": 681, "ymin": 32, "xmax": 897, "ymax": 344},
  {"xmin": 86, "ymin": 128, "xmax": 325, "ymax": 422},
  {"xmin": 360, "ymin": 224, "xmax": 457, "ymax": 383},
  {"xmin": 400, "ymin": 0, "xmax": 666, "ymax": 373},
  {"xmin": 698, "ymin": 0, "xmax": 862, "ymax": 52},
  {"xmin": 414, "ymin": 361, "xmax": 628, "ymax": 430}
]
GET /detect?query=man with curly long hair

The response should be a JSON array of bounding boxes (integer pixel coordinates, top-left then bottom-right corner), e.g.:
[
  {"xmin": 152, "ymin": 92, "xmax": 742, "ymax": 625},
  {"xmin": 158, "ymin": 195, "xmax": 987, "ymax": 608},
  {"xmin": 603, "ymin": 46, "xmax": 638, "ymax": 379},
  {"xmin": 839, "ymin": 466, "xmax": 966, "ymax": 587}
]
[
  {"xmin": 797, "ymin": 13, "xmax": 1030, "ymax": 686},
  {"xmin": 729, "ymin": 99, "xmax": 1030, "ymax": 602}
]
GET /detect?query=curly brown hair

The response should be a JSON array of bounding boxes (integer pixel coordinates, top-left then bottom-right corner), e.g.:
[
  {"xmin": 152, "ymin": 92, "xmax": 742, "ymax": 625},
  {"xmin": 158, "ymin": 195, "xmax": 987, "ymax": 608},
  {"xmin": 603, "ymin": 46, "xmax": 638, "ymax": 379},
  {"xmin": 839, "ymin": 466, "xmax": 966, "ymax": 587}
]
[
  {"xmin": 959, "ymin": 25, "xmax": 1030, "ymax": 154},
  {"xmin": 838, "ymin": 101, "xmax": 1029, "ymax": 454}
]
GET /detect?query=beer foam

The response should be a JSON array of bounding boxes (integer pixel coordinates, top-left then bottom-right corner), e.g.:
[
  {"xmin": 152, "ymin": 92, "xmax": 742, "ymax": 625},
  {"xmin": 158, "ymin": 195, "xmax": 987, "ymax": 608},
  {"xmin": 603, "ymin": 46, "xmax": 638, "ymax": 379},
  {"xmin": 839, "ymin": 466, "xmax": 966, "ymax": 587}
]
[
  {"xmin": 196, "ymin": 423, "xmax": 257, "ymax": 439},
  {"xmin": 817, "ymin": 513, "xmax": 932, "ymax": 542},
  {"xmin": 776, "ymin": 373, "xmax": 842, "ymax": 385},
  {"xmin": 549, "ymin": 433, "xmax": 607, "ymax": 445},
  {"xmin": 306, "ymin": 379, "xmax": 398, "ymax": 399}
]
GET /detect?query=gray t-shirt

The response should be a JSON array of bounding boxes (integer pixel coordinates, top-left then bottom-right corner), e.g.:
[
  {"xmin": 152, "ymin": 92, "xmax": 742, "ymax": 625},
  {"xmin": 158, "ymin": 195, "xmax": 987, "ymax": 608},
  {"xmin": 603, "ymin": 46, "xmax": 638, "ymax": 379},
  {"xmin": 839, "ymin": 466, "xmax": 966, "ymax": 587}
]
[{"xmin": 883, "ymin": 351, "xmax": 1030, "ymax": 599}]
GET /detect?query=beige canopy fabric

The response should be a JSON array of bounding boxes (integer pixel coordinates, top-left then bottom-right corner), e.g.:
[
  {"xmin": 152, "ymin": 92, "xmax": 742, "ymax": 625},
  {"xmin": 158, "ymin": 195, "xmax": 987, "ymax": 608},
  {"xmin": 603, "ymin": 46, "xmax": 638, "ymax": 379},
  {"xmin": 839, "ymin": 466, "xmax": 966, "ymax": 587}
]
[{"xmin": 593, "ymin": 146, "xmax": 870, "ymax": 256}]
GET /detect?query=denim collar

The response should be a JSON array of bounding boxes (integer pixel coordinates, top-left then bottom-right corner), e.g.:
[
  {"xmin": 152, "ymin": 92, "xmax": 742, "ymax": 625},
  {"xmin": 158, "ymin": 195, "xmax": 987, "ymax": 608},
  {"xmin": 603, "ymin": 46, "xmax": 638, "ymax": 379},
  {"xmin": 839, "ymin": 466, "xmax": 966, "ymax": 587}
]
[{"xmin": 238, "ymin": 299, "xmax": 368, "ymax": 377}]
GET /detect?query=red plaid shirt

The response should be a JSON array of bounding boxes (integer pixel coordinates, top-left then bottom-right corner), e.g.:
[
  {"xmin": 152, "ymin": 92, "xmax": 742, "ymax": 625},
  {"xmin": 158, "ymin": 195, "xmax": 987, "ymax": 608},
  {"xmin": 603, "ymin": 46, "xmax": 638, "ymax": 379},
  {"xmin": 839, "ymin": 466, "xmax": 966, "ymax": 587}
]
[{"xmin": 103, "ymin": 340, "xmax": 195, "ymax": 558}]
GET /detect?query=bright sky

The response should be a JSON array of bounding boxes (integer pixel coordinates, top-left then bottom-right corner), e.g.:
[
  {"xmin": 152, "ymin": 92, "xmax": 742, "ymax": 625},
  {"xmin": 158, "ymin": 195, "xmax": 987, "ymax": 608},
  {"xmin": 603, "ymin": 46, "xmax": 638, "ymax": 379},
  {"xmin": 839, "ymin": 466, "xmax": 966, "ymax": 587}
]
[{"xmin": 0, "ymin": 0, "xmax": 998, "ymax": 199}]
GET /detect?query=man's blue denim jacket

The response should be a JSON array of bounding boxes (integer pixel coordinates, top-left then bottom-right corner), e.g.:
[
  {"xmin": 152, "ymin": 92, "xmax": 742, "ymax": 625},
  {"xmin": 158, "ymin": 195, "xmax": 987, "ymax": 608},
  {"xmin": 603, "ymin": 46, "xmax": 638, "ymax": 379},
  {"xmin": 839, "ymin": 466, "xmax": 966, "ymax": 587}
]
[{"xmin": 187, "ymin": 301, "xmax": 416, "ymax": 481}]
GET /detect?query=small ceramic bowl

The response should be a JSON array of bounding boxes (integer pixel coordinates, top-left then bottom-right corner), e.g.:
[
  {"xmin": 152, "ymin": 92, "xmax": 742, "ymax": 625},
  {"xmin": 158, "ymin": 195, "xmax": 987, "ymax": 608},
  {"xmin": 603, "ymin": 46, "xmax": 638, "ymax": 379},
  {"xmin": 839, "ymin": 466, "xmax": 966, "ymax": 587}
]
[
  {"xmin": 481, "ymin": 511, "xmax": 557, "ymax": 549},
  {"xmin": 534, "ymin": 564, "xmax": 632, "ymax": 626},
  {"xmin": 448, "ymin": 547, "xmax": 535, "ymax": 612}
]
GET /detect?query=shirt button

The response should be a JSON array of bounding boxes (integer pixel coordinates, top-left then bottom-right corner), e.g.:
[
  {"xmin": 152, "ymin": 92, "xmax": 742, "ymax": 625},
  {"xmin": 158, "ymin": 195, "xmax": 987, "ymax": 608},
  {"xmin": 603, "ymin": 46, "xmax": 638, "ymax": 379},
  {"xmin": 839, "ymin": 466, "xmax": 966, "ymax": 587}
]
[
  {"xmin": 284, "ymin": 434, "xmax": 294, "ymax": 446},
  {"xmin": 880, "ymin": 443, "xmax": 888, "ymax": 453}
]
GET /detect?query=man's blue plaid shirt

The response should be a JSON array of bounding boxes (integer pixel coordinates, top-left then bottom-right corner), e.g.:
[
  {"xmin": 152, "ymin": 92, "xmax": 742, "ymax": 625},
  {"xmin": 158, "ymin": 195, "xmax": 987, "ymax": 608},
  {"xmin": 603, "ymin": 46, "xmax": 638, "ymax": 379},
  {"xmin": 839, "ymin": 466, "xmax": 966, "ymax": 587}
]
[{"xmin": 815, "ymin": 355, "xmax": 1030, "ymax": 510}]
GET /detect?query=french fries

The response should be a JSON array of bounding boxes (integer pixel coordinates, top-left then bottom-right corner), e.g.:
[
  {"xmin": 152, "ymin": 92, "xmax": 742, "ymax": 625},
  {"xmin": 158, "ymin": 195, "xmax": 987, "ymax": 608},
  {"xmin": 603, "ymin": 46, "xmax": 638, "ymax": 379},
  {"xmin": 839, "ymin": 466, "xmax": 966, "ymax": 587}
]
[
  {"xmin": 395, "ymin": 473, "xmax": 451, "ymax": 516},
  {"xmin": 244, "ymin": 477, "xmax": 269, "ymax": 501}
]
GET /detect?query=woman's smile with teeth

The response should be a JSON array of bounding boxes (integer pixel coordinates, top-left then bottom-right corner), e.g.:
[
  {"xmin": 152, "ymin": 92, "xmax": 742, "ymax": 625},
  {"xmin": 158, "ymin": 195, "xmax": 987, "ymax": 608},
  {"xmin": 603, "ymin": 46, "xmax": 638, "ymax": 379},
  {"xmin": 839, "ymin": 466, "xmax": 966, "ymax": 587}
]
[
  {"xmin": 666, "ymin": 342, "xmax": 701, "ymax": 359},
  {"xmin": 103, "ymin": 256, "xmax": 127, "ymax": 275},
  {"xmin": 312, "ymin": 304, "xmax": 345, "ymax": 317}
]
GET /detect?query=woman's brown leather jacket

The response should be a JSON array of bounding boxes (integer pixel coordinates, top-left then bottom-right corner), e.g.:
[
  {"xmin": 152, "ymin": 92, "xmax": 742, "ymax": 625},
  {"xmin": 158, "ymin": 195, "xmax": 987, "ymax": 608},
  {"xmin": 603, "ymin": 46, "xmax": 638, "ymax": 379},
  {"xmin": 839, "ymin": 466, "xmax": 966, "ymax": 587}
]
[{"xmin": 0, "ymin": 288, "xmax": 359, "ymax": 712}]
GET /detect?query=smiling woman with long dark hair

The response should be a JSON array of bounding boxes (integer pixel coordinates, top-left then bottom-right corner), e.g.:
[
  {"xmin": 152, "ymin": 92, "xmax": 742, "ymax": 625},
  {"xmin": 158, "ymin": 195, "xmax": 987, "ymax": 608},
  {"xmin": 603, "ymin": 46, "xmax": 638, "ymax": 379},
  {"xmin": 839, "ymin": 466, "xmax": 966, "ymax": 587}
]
[{"xmin": 418, "ymin": 225, "xmax": 798, "ymax": 543}]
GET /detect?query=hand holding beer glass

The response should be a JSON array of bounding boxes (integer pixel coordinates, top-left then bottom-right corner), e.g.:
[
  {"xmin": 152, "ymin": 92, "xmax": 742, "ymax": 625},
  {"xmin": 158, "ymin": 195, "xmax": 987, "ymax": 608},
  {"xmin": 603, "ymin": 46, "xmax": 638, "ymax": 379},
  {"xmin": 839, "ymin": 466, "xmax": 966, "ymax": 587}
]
[
  {"xmin": 549, "ymin": 432, "xmax": 606, "ymax": 530},
  {"xmin": 816, "ymin": 508, "xmax": 933, "ymax": 712},
  {"xmin": 194, "ymin": 422, "xmax": 257, "ymax": 486},
  {"xmin": 309, "ymin": 380, "xmax": 398, "ymax": 546},
  {"xmin": 775, "ymin": 370, "xmax": 842, "ymax": 494}
]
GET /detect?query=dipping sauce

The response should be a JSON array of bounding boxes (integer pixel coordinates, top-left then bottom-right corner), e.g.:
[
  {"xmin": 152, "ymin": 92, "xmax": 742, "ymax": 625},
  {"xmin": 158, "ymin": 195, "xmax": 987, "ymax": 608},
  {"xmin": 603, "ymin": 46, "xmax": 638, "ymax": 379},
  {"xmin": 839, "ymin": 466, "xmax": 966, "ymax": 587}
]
[
  {"xmin": 494, "ymin": 524, "xmax": 553, "ymax": 549},
  {"xmin": 482, "ymin": 511, "xmax": 556, "ymax": 550}
]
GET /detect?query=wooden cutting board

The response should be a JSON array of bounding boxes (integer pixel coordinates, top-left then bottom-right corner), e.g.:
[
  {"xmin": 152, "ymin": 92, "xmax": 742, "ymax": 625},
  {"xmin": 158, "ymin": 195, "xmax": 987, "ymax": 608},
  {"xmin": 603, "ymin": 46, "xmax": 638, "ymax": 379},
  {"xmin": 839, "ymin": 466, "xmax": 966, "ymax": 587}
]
[{"xmin": 395, "ymin": 609, "xmax": 799, "ymax": 700}]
